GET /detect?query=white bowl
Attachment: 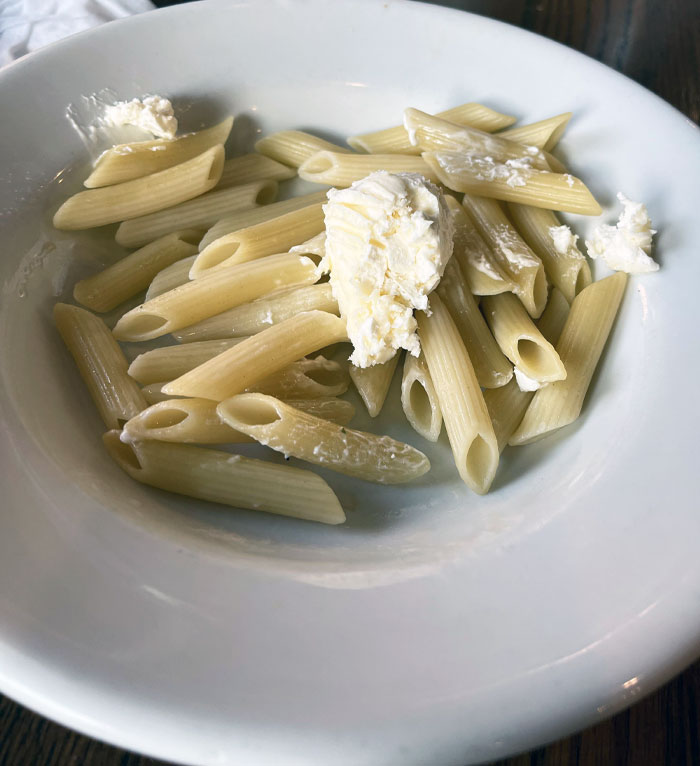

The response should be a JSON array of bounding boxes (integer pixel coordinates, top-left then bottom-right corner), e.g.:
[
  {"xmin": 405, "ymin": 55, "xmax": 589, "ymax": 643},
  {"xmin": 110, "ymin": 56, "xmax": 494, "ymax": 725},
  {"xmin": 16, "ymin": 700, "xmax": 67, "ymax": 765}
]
[{"xmin": 1, "ymin": 1, "xmax": 700, "ymax": 764}]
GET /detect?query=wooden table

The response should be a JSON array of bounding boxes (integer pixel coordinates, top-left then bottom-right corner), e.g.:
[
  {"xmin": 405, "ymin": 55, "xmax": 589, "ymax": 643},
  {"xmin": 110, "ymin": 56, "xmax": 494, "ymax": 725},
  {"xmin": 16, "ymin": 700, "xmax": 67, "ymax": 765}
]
[{"xmin": 1, "ymin": 1, "xmax": 698, "ymax": 764}]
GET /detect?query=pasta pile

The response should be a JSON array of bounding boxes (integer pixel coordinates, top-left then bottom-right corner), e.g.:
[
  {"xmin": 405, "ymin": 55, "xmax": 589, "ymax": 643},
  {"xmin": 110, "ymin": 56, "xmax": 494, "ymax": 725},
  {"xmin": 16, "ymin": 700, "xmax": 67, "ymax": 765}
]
[{"xmin": 53, "ymin": 102, "xmax": 629, "ymax": 524}]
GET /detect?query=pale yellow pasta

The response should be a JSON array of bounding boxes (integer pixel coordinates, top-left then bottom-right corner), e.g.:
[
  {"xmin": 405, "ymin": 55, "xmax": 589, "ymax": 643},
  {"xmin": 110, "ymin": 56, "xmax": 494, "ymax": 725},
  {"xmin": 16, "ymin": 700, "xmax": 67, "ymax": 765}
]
[
  {"xmin": 115, "ymin": 180, "xmax": 278, "ymax": 249},
  {"xmin": 198, "ymin": 191, "xmax": 328, "ymax": 251},
  {"xmin": 144, "ymin": 255, "xmax": 196, "ymax": 301},
  {"xmin": 217, "ymin": 394, "xmax": 430, "ymax": 484},
  {"xmin": 417, "ymin": 294, "xmax": 498, "ymax": 494},
  {"xmin": 506, "ymin": 203, "xmax": 592, "ymax": 304},
  {"xmin": 500, "ymin": 113, "xmax": 572, "ymax": 151},
  {"xmin": 536, "ymin": 287, "xmax": 570, "ymax": 346},
  {"xmin": 172, "ymin": 283, "xmax": 338, "ymax": 342},
  {"xmin": 510, "ymin": 273, "xmax": 627, "ymax": 445},
  {"xmin": 483, "ymin": 379, "xmax": 533, "ymax": 453},
  {"xmin": 53, "ymin": 146, "xmax": 225, "ymax": 230},
  {"xmin": 141, "ymin": 382, "xmax": 184, "ymax": 405},
  {"xmin": 191, "ymin": 204, "xmax": 325, "ymax": 276},
  {"xmin": 461, "ymin": 195, "xmax": 547, "ymax": 318},
  {"xmin": 437, "ymin": 258, "xmax": 513, "ymax": 389},
  {"xmin": 164, "ymin": 311, "xmax": 348, "ymax": 400},
  {"xmin": 444, "ymin": 196, "xmax": 512, "ymax": 296},
  {"xmin": 298, "ymin": 151, "xmax": 437, "ymax": 187},
  {"xmin": 422, "ymin": 151, "xmax": 602, "ymax": 215},
  {"xmin": 112, "ymin": 253, "xmax": 318, "ymax": 342},
  {"xmin": 217, "ymin": 153, "xmax": 296, "ymax": 188},
  {"xmin": 54, "ymin": 303, "xmax": 146, "ymax": 428},
  {"xmin": 84, "ymin": 117, "xmax": 233, "ymax": 188},
  {"xmin": 255, "ymin": 130, "xmax": 350, "ymax": 167},
  {"xmin": 350, "ymin": 353, "xmax": 400, "ymax": 418},
  {"xmin": 347, "ymin": 102, "xmax": 517, "ymax": 154},
  {"xmin": 103, "ymin": 430, "xmax": 345, "ymax": 525},
  {"xmin": 73, "ymin": 231, "xmax": 200, "ymax": 313},
  {"xmin": 127, "ymin": 338, "xmax": 247, "ymax": 384},
  {"xmin": 481, "ymin": 292, "xmax": 566, "ymax": 384},
  {"xmin": 400, "ymin": 352, "xmax": 442, "ymax": 442}
]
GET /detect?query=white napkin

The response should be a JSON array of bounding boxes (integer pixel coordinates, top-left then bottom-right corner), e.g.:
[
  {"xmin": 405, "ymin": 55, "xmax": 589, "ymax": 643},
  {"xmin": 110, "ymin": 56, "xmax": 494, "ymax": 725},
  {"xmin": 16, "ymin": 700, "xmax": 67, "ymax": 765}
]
[{"xmin": 0, "ymin": 0, "xmax": 155, "ymax": 68}]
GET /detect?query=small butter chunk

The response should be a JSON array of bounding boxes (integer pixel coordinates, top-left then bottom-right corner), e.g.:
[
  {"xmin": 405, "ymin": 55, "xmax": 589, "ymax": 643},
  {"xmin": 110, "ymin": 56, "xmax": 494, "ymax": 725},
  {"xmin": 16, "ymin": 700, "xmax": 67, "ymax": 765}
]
[
  {"xmin": 585, "ymin": 193, "xmax": 658, "ymax": 274},
  {"xmin": 514, "ymin": 366, "xmax": 544, "ymax": 392},
  {"xmin": 322, "ymin": 171, "xmax": 453, "ymax": 367},
  {"xmin": 103, "ymin": 96, "xmax": 178, "ymax": 139}
]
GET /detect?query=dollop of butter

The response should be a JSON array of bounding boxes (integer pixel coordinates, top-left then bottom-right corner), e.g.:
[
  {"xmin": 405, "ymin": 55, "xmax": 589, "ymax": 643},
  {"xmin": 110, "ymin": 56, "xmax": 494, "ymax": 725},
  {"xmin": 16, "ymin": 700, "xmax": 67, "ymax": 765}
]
[
  {"xmin": 103, "ymin": 96, "xmax": 178, "ymax": 139},
  {"xmin": 322, "ymin": 171, "xmax": 453, "ymax": 367},
  {"xmin": 585, "ymin": 193, "xmax": 658, "ymax": 274},
  {"xmin": 514, "ymin": 366, "xmax": 545, "ymax": 392}
]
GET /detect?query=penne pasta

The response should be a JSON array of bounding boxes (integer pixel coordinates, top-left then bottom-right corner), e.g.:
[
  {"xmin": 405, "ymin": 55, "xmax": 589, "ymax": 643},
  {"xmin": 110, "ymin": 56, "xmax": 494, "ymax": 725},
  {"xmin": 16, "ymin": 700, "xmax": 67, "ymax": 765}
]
[
  {"xmin": 54, "ymin": 303, "xmax": 146, "ymax": 428},
  {"xmin": 144, "ymin": 255, "xmax": 196, "ymax": 301},
  {"xmin": 437, "ymin": 257, "xmax": 513, "ymax": 388},
  {"xmin": 422, "ymin": 151, "xmax": 602, "ymax": 215},
  {"xmin": 54, "ymin": 145, "xmax": 225, "ymax": 230},
  {"xmin": 298, "ymin": 151, "xmax": 437, "ymax": 187},
  {"xmin": 191, "ymin": 203, "xmax": 325, "ymax": 276},
  {"xmin": 114, "ymin": 180, "xmax": 278, "ymax": 249},
  {"xmin": 481, "ymin": 292, "xmax": 566, "ymax": 384},
  {"xmin": 127, "ymin": 338, "xmax": 247, "ymax": 384},
  {"xmin": 506, "ymin": 203, "xmax": 592, "ymax": 304},
  {"xmin": 509, "ymin": 273, "xmax": 627, "ymax": 445},
  {"xmin": 198, "ymin": 191, "xmax": 328, "ymax": 252},
  {"xmin": 499, "ymin": 113, "xmax": 572, "ymax": 151},
  {"xmin": 103, "ymin": 430, "xmax": 346, "ymax": 524},
  {"xmin": 217, "ymin": 152, "xmax": 296, "ymax": 188},
  {"xmin": 73, "ymin": 230, "xmax": 200, "ymax": 313},
  {"xmin": 112, "ymin": 253, "xmax": 318, "ymax": 342},
  {"xmin": 400, "ymin": 352, "xmax": 442, "ymax": 442},
  {"xmin": 172, "ymin": 283, "xmax": 338, "ymax": 342},
  {"xmin": 461, "ymin": 194, "xmax": 547, "ymax": 317},
  {"xmin": 483, "ymin": 379, "xmax": 533, "ymax": 453},
  {"xmin": 536, "ymin": 287, "xmax": 570, "ymax": 346},
  {"xmin": 217, "ymin": 394, "xmax": 430, "ymax": 484},
  {"xmin": 141, "ymin": 381, "xmax": 184, "ymax": 405},
  {"xmin": 349, "ymin": 353, "xmax": 400, "ymax": 418},
  {"xmin": 84, "ymin": 117, "xmax": 233, "ymax": 187},
  {"xmin": 417, "ymin": 293, "xmax": 499, "ymax": 494},
  {"xmin": 347, "ymin": 102, "xmax": 517, "ymax": 154},
  {"xmin": 163, "ymin": 311, "xmax": 347, "ymax": 400},
  {"xmin": 255, "ymin": 130, "xmax": 350, "ymax": 167}
]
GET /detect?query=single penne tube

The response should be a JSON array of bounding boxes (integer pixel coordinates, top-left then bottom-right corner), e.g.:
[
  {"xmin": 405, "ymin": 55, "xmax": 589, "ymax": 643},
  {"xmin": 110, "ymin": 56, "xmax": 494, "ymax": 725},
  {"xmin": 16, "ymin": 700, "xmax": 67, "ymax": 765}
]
[
  {"xmin": 73, "ymin": 230, "xmax": 200, "ymax": 313},
  {"xmin": 400, "ymin": 352, "xmax": 442, "ymax": 442},
  {"xmin": 102, "ymin": 430, "xmax": 345, "ymax": 525},
  {"xmin": 437, "ymin": 258, "xmax": 513, "ymax": 388},
  {"xmin": 461, "ymin": 195, "xmax": 547, "ymax": 317},
  {"xmin": 483, "ymin": 379, "xmax": 533, "ymax": 453},
  {"xmin": 536, "ymin": 287, "xmax": 570, "ymax": 346},
  {"xmin": 445, "ymin": 196, "xmax": 512, "ymax": 296},
  {"xmin": 417, "ymin": 293, "xmax": 498, "ymax": 494},
  {"xmin": 163, "ymin": 311, "xmax": 347, "ymax": 400},
  {"xmin": 421, "ymin": 151, "xmax": 602, "ymax": 215},
  {"xmin": 122, "ymin": 395, "xmax": 355, "ymax": 445},
  {"xmin": 347, "ymin": 102, "xmax": 517, "ymax": 154},
  {"xmin": 252, "ymin": 356, "xmax": 350, "ymax": 399},
  {"xmin": 127, "ymin": 338, "xmax": 247, "ymax": 384},
  {"xmin": 217, "ymin": 153, "xmax": 296, "ymax": 188},
  {"xmin": 403, "ymin": 108, "xmax": 549, "ymax": 169},
  {"xmin": 481, "ymin": 292, "xmax": 566, "ymax": 384},
  {"xmin": 499, "ymin": 113, "xmax": 572, "ymax": 151},
  {"xmin": 297, "ymin": 151, "xmax": 437, "ymax": 187},
  {"xmin": 54, "ymin": 303, "xmax": 146, "ymax": 428},
  {"xmin": 506, "ymin": 203, "xmax": 592, "ymax": 304},
  {"xmin": 255, "ymin": 130, "xmax": 350, "ymax": 167},
  {"xmin": 112, "ymin": 253, "xmax": 318, "ymax": 342},
  {"xmin": 191, "ymin": 203, "xmax": 325, "ymax": 276},
  {"xmin": 144, "ymin": 255, "xmax": 197, "ymax": 301},
  {"xmin": 172, "ymin": 283, "xmax": 338, "ymax": 342},
  {"xmin": 510, "ymin": 273, "xmax": 627, "ymax": 445},
  {"xmin": 217, "ymin": 394, "xmax": 430, "ymax": 484},
  {"xmin": 53, "ymin": 145, "xmax": 225, "ymax": 230},
  {"xmin": 349, "ymin": 353, "xmax": 400, "ymax": 418},
  {"xmin": 84, "ymin": 117, "xmax": 233, "ymax": 188},
  {"xmin": 114, "ymin": 180, "xmax": 278, "ymax": 249}
]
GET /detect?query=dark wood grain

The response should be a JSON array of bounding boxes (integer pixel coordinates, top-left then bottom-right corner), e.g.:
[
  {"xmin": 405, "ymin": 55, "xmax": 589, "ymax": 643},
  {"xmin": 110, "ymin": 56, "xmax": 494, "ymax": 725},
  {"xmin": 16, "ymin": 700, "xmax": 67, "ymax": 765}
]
[{"xmin": 1, "ymin": 1, "xmax": 698, "ymax": 765}]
